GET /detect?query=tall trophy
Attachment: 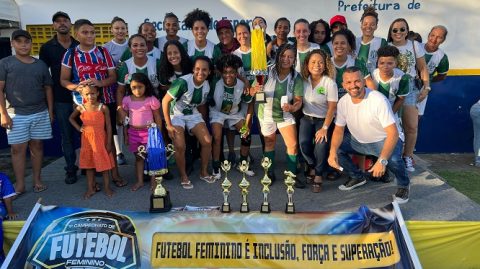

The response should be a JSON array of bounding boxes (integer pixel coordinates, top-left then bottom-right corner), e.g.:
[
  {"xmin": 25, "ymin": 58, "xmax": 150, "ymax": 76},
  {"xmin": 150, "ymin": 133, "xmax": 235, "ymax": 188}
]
[
  {"xmin": 251, "ymin": 26, "xmax": 268, "ymax": 103},
  {"xmin": 220, "ymin": 160, "xmax": 232, "ymax": 213},
  {"xmin": 284, "ymin": 171, "xmax": 296, "ymax": 214},
  {"xmin": 145, "ymin": 123, "xmax": 172, "ymax": 213},
  {"xmin": 260, "ymin": 157, "xmax": 273, "ymax": 213},
  {"xmin": 238, "ymin": 160, "xmax": 251, "ymax": 213}
]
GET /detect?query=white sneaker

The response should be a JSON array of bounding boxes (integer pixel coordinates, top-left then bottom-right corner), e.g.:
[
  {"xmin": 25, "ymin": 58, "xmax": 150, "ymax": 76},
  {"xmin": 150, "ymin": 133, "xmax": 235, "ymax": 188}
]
[
  {"xmin": 236, "ymin": 164, "xmax": 255, "ymax": 177},
  {"xmin": 212, "ymin": 169, "xmax": 221, "ymax": 180},
  {"xmin": 403, "ymin": 156, "xmax": 415, "ymax": 172}
]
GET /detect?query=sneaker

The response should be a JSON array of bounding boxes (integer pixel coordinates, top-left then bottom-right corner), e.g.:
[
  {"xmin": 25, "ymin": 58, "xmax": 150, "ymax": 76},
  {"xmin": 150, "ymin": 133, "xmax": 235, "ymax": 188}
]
[
  {"xmin": 369, "ymin": 170, "xmax": 392, "ymax": 183},
  {"xmin": 394, "ymin": 187, "xmax": 410, "ymax": 204},
  {"xmin": 65, "ymin": 171, "xmax": 78, "ymax": 184},
  {"xmin": 236, "ymin": 164, "xmax": 255, "ymax": 177},
  {"xmin": 212, "ymin": 169, "xmax": 221, "ymax": 181},
  {"xmin": 403, "ymin": 156, "xmax": 415, "ymax": 172},
  {"xmin": 338, "ymin": 177, "xmax": 367, "ymax": 191},
  {"xmin": 116, "ymin": 153, "xmax": 127, "ymax": 165}
]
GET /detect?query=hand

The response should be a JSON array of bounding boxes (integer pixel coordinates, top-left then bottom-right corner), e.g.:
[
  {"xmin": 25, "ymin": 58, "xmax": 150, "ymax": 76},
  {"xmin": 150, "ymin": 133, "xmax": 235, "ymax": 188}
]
[
  {"xmin": 315, "ymin": 128, "xmax": 328, "ymax": 143},
  {"xmin": 117, "ymin": 107, "xmax": 127, "ymax": 124},
  {"xmin": 6, "ymin": 212, "xmax": 18, "ymax": 220},
  {"xmin": 240, "ymin": 126, "xmax": 250, "ymax": 138},
  {"xmin": 243, "ymin": 82, "xmax": 251, "ymax": 95},
  {"xmin": 78, "ymin": 126, "xmax": 84, "ymax": 133},
  {"xmin": 49, "ymin": 112, "xmax": 55, "ymax": 124},
  {"xmin": 250, "ymin": 85, "xmax": 262, "ymax": 95},
  {"xmin": 166, "ymin": 125, "xmax": 179, "ymax": 140},
  {"xmin": 417, "ymin": 86, "xmax": 430, "ymax": 103},
  {"xmin": 282, "ymin": 103, "xmax": 293, "ymax": 112},
  {"xmin": 328, "ymin": 153, "xmax": 341, "ymax": 170},
  {"xmin": 87, "ymin": 78, "xmax": 103, "ymax": 88},
  {"xmin": 1, "ymin": 114, "xmax": 13, "ymax": 129},
  {"xmin": 368, "ymin": 161, "xmax": 386, "ymax": 178},
  {"xmin": 106, "ymin": 142, "xmax": 112, "ymax": 153}
]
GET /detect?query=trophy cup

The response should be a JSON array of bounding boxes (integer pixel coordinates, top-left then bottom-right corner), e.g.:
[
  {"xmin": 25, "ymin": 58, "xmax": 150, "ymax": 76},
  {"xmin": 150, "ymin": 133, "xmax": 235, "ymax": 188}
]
[
  {"xmin": 251, "ymin": 26, "xmax": 268, "ymax": 103},
  {"xmin": 238, "ymin": 160, "xmax": 251, "ymax": 213},
  {"xmin": 284, "ymin": 171, "xmax": 296, "ymax": 214},
  {"xmin": 146, "ymin": 124, "xmax": 172, "ymax": 213},
  {"xmin": 260, "ymin": 157, "xmax": 273, "ymax": 213},
  {"xmin": 220, "ymin": 160, "xmax": 232, "ymax": 213}
]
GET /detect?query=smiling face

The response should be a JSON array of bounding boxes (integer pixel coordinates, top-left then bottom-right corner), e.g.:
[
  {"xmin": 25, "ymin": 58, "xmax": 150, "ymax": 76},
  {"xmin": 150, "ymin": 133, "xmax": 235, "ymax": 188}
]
[
  {"xmin": 235, "ymin": 25, "xmax": 250, "ymax": 47},
  {"xmin": 130, "ymin": 36, "xmax": 147, "ymax": 59},
  {"xmin": 307, "ymin": 53, "xmax": 325, "ymax": 77},
  {"xmin": 342, "ymin": 70, "xmax": 365, "ymax": 100},
  {"xmin": 275, "ymin": 20, "xmax": 290, "ymax": 41},
  {"xmin": 222, "ymin": 67, "xmax": 237, "ymax": 87},
  {"xmin": 111, "ymin": 20, "xmax": 127, "ymax": 43},
  {"xmin": 332, "ymin": 34, "xmax": 349, "ymax": 58},
  {"xmin": 192, "ymin": 59, "xmax": 211, "ymax": 85},
  {"xmin": 252, "ymin": 18, "xmax": 266, "ymax": 30},
  {"xmin": 163, "ymin": 17, "xmax": 179, "ymax": 37},
  {"xmin": 313, "ymin": 23, "xmax": 326, "ymax": 44},
  {"xmin": 279, "ymin": 48, "xmax": 295, "ymax": 70},
  {"xmin": 192, "ymin": 20, "xmax": 208, "ymax": 43},
  {"xmin": 166, "ymin": 44, "xmax": 181, "ymax": 67},
  {"xmin": 426, "ymin": 27, "xmax": 446, "ymax": 51},
  {"xmin": 361, "ymin": 16, "xmax": 377, "ymax": 38},
  {"xmin": 53, "ymin": 16, "xmax": 72, "ymax": 35},
  {"xmin": 140, "ymin": 23, "xmax": 156, "ymax": 43},
  {"xmin": 390, "ymin": 21, "xmax": 408, "ymax": 44},
  {"xmin": 294, "ymin": 22, "xmax": 310, "ymax": 45}
]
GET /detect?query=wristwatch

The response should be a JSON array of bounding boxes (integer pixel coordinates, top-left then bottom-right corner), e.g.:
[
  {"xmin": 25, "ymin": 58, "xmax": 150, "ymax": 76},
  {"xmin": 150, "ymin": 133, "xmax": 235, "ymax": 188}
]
[
  {"xmin": 322, "ymin": 125, "xmax": 328, "ymax": 130},
  {"xmin": 379, "ymin": 158, "xmax": 388, "ymax": 166},
  {"xmin": 425, "ymin": 86, "xmax": 432, "ymax": 92}
]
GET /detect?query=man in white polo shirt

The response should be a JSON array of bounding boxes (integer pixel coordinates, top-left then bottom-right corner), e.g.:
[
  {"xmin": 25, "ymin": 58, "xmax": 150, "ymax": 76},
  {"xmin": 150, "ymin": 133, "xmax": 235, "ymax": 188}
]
[{"xmin": 328, "ymin": 66, "xmax": 410, "ymax": 203}]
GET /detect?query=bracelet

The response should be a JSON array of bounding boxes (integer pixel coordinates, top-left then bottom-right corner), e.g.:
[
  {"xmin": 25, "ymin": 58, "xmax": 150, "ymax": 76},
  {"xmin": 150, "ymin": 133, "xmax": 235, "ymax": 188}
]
[
  {"xmin": 425, "ymin": 86, "xmax": 432, "ymax": 92},
  {"xmin": 322, "ymin": 125, "xmax": 328, "ymax": 130}
]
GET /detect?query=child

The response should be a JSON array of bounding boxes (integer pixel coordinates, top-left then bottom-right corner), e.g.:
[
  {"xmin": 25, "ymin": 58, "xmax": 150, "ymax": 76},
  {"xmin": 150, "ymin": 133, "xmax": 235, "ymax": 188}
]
[
  {"xmin": 0, "ymin": 172, "xmax": 18, "ymax": 220},
  {"xmin": 122, "ymin": 73, "xmax": 162, "ymax": 191},
  {"xmin": 0, "ymin": 30, "xmax": 53, "ymax": 195},
  {"xmin": 69, "ymin": 85, "xmax": 115, "ymax": 199}
]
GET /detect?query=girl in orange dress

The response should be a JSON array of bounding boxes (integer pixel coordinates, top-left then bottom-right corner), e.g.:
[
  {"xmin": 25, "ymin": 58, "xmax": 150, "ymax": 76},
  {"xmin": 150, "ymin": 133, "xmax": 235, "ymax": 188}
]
[{"xmin": 69, "ymin": 85, "xmax": 115, "ymax": 199}]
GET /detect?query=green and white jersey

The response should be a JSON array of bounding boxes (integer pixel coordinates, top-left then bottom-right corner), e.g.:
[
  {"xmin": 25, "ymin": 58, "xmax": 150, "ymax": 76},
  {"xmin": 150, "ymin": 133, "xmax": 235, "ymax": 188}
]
[
  {"xmin": 232, "ymin": 48, "xmax": 256, "ymax": 84},
  {"xmin": 156, "ymin": 36, "xmax": 188, "ymax": 52},
  {"xmin": 295, "ymin": 42, "xmax": 320, "ymax": 73},
  {"xmin": 390, "ymin": 40, "xmax": 425, "ymax": 78},
  {"xmin": 119, "ymin": 46, "xmax": 161, "ymax": 62},
  {"xmin": 167, "ymin": 74, "xmax": 210, "ymax": 116},
  {"xmin": 184, "ymin": 39, "xmax": 215, "ymax": 60},
  {"xmin": 258, "ymin": 66, "xmax": 304, "ymax": 123},
  {"xmin": 302, "ymin": 76, "xmax": 338, "ymax": 118},
  {"xmin": 355, "ymin": 36, "xmax": 388, "ymax": 75},
  {"xmin": 210, "ymin": 78, "xmax": 252, "ymax": 115},
  {"xmin": 117, "ymin": 56, "xmax": 161, "ymax": 88},
  {"xmin": 423, "ymin": 44, "xmax": 449, "ymax": 80},
  {"xmin": 371, "ymin": 68, "xmax": 410, "ymax": 106},
  {"xmin": 320, "ymin": 44, "xmax": 331, "ymax": 56},
  {"xmin": 333, "ymin": 55, "xmax": 370, "ymax": 98}
]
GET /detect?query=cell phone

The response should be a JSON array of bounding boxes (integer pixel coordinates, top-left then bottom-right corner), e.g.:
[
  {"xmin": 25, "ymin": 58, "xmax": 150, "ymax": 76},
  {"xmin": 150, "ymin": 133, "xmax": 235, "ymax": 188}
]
[{"xmin": 281, "ymin": 96, "xmax": 288, "ymax": 107}]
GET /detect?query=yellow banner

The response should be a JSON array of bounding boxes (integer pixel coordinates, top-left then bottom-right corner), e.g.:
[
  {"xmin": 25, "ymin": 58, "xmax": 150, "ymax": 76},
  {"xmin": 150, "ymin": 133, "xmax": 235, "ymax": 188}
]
[{"xmin": 150, "ymin": 232, "xmax": 400, "ymax": 268}]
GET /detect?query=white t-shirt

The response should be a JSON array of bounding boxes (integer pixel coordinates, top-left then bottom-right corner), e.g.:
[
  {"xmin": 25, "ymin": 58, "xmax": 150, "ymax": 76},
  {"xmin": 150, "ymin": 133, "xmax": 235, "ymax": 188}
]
[
  {"xmin": 295, "ymin": 42, "xmax": 320, "ymax": 73},
  {"xmin": 103, "ymin": 39, "xmax": 128, "ymax": 66},
  {"xmin": 389, "ymin": 40, "xmax": 425, "ymax": 78},
  {"xmin": 302, "ymin": 76, "xmax": 338, "ymax": 118},
  {"xmin": 157, "ymin": 36, "xmax": 188, "ymax": 52},
  {"xmin": 336, "ymin": 88, "xmax": 396, "ymax": 143}
]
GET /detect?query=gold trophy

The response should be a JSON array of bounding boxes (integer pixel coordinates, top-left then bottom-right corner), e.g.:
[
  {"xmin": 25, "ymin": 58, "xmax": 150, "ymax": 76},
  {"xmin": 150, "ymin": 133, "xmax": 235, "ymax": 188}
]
[
  {"xmin": 150, "ymin": 170, "xmax": 172, "ymax": 213},
  {"xmin": 251, "ymin": 26, "xmax": 268, "ymax": 103},
  {"xmin": 284, "ymin": 171, "xmax": 296, "ymax": 214},
  {"xmin": 220, "ymin": 160, "xmax": 232, "ymax": 213},
  {"xmin": 260, "ymin": 157, "xmax": 273, "ymax": 213},
  {"xmin": 238, "ymin": 160, "xmax": 251, "ymax": 213}
]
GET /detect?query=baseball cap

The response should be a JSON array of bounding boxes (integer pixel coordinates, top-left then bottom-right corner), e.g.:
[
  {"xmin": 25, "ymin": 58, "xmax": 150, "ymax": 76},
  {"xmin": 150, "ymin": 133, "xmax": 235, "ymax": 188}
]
[
  {"xmin": 330, "ymin": 15, "xmax": 347, "ymax": 27},
  {"xmin": 11, "ymin": 29, "xmax": 32, "ymax": 40},
  {"xmin": 216, "ymin": 19, "xmax": 233, "ymax": 32},
  {"xmin": 52, "ymin": 11, "xmax": 71, "ymax": 22}
]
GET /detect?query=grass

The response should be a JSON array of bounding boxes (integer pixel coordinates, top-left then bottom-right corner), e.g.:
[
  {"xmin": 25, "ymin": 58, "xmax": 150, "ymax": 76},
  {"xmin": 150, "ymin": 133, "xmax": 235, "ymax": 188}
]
[{"xmin": 436, "ymin": 170, "xmax": 480, "ymax": 204}]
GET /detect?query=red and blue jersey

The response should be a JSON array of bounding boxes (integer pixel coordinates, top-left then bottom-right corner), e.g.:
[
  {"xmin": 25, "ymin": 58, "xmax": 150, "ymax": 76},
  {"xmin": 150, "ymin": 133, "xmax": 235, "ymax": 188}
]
[{"xmin": 62, "ymin": 45, "xmax": 116, "ymax": 104}]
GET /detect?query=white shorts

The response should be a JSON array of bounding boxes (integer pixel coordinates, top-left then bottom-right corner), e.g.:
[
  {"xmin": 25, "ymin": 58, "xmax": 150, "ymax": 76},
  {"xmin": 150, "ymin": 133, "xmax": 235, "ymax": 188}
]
[
  {"xmin": 171, "ymin": 113, "xmax": 204, "ymax": 133},
  {"xmin": 210, "ymin": 111, "xmax": 244, "ymax": 129},
  {"xmin": 7, "ymin": 110, "xmax": 52, "ymax": 144},
  {"xmin": 416, "ymin": 95, "xmax": 428, "ymax": 116},
  {"xmin": 259, "ymin": 118, "xmax": 295, "ymax": 136}
]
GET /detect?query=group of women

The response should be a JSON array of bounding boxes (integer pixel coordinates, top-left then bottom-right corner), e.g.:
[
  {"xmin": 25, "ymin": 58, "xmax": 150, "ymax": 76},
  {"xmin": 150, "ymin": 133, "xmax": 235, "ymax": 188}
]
[{"xmin": 106, "ymin": 7, "xmax": 438, "ymax": 192}]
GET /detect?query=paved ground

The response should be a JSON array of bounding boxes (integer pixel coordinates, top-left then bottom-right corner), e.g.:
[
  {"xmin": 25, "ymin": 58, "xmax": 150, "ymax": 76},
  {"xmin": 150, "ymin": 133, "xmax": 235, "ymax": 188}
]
[{"xmin": 10, "ymin": 136, "xmax": 480, "ymax": 221}]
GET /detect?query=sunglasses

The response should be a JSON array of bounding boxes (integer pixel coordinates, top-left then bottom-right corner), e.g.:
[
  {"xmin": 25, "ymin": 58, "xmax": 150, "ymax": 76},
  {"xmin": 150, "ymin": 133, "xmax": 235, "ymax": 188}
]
[{"xmin": 392, "ymin": 27, "xmax": 406, "ymax": 34}]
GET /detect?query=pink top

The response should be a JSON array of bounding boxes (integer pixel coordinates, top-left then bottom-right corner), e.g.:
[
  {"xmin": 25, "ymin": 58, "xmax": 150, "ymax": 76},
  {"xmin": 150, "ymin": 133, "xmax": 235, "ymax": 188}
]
[{"xmin": 122, "ymin": 96, "xmax": 160, "ymax": 126}]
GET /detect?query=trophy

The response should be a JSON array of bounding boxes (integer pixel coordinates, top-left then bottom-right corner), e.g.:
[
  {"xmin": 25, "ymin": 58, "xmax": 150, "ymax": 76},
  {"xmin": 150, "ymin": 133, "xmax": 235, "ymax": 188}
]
[
  {"xmin": 260, "ymin": 157, "xmax": 273, "ymax": 213},
  {"xmin": 220, "ymin": 160, "xmax": 232, "ymax": 213},
  {"xmin": 284, "ymin": 171, "xmax": 296, "ymax": 214},
  {"xmin": 251, "ymin": 26, "xmax": 268, "ymax": 103},
  {"xmin": 145, "ymin": 124, "xmax": 172, "ymax": 213},
  {"xmin": 238, "ymin": 160, "xmax": 251, "ymax": 213}
]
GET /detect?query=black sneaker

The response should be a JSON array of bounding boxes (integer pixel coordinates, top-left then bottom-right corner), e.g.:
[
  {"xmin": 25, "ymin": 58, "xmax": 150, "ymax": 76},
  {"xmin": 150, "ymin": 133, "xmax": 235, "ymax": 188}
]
[
  {"xmin": 394, "ymin": 187, "xmax": 410, "ymax": 204},
  {"xmin": 338, "ymin": 177, "xmax": 367, "ymax": 191},
  {"xmin": 65, "ymin": 171, "xmax": 78, "ymax": 184},
  {"xmin": 369, "ymin": 170, "xmax": 392, "ymax": 183}
]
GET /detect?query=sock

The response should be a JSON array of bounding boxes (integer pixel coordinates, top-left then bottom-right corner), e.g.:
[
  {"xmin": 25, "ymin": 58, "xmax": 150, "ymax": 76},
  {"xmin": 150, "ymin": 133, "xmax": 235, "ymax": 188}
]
[
  {"xmin": 286, "ymin": 154, "xmax": 297, "ymax": 174},
  {"xmin": 213, "ymin": 160, "xmax": 220, "ymax": 172},
  {"xmin": 263, "ymin": 151, "xmax": 275, "ymax": 172}
]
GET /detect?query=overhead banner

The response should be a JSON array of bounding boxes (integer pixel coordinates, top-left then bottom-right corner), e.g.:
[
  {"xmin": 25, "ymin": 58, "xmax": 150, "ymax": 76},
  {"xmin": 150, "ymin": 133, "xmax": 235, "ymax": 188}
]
[{"xmin": 2, "ymin": 203, "xmax": 420, "ymax": 268}]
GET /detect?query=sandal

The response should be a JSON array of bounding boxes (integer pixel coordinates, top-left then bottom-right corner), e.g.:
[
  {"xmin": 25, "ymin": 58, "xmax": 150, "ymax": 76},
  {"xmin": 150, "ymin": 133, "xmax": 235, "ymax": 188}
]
[
  {"xmin": 181, "ymin": 180, "xmax": 194, "ymax": 189},
  {"xmin": 33, "ymin": 184, "xmax": 48, "ymax": 193},
  {"xmin": 200, "ymin": 175, "xmax": 216, "ymax": 184},
  {"xmin": 113, "ymin": 178, "xmax": 128, "ymax": 187},
  {"xmin": 95, "ymin": 183, "xmax": 101, "ymax": 192},
  {"xmin": 312, "ymin": 176, "xmax": 323, "ymax": 193},
  {"xmin": 326, "ymin": 171, "xmax": 341, "ymax": 181},
  {"xmin": 305, "ymin": 169, "xmax": 315, "ymax": 184}
]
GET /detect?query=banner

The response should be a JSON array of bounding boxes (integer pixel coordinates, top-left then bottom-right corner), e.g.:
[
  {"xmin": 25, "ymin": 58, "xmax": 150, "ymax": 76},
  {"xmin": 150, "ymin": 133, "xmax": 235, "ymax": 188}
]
[{"xmin": 2, "ymin": 203, "xmax": 420, "ymax": 268}]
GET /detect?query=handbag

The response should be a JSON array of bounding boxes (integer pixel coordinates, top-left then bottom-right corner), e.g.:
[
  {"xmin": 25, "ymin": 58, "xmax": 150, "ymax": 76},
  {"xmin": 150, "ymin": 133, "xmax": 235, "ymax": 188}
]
[{"xmin": 412, "ymin": 40, "xmax": 424, "ymax": 89}]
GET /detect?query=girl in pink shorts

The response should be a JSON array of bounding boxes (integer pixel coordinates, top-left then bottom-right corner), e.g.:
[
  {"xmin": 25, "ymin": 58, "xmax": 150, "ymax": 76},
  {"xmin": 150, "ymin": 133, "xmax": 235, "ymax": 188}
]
[{"xmin": 122, "ymin": 73, "xmax": 162, "ymax": 191}]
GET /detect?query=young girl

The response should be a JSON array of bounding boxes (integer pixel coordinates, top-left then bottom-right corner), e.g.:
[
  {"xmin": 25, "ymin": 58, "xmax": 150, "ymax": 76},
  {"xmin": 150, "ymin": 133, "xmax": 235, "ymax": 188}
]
[
  {"xmin": 183, "ymin": 9, "xmax": 216, "ymax": 60},
  {"xmin": 103, "ymin": 17, "xmax": 128, "ymax": 66},
  {"xmin": 293, "ymin": 19, "xmax": 320, "ymax": 73},
  {"xmin": 308, "ymin": 19, "xmax": 331, "ymax": 55},
  {"xmin": 69, "ymin": 85, "xmax": 115, "ymax": 199},
  {"xmin": 122, "ymin": 73, "xmax": 162, "ymax": 191}
]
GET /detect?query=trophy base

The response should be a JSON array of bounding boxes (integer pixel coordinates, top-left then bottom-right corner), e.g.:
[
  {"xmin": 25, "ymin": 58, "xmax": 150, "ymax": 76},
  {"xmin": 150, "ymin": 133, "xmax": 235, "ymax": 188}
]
[
  {"xmin": 150, "ymin": 191, "xmax": 172, "ymax": 213},
  {"xmin": 221, "ymin": 203, "xmax": 231, "ymax": 213},
  {"xmin": 285, "ymin": 203, "xmax": 295, "ymax": 214},
  {"xmin": 255, "ymin": 92, "xmax": 267, "ymax": 104},
  {"xmin": 260, "ymin": 203, "xmax": 271, "ymax": 213},
  {"xmin": 240, "ymin": 203, "xmax": 250, "ymax": 213}
]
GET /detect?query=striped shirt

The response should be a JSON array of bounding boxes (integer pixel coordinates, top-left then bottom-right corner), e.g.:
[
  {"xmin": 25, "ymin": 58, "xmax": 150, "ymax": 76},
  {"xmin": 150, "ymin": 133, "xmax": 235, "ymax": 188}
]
[{"xmin": 62, "ymin": 45, "xmax": 116, "ymax": 104}]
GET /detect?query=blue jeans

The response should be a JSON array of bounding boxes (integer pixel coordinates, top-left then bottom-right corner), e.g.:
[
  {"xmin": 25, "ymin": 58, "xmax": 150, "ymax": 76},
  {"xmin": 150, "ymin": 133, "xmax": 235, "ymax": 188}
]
[
  {"xmin": 470, "ymin": 102, "xmax": 480, "ymax": 164},
  {"xmin": 299, "ymin": 116, "xmax": 330, "ymax": 176},
  {"xmin": 338, "ymin": 132, "xmax": 410, "ymax": 187},
  {"xmin": 54, "ymin": 102, "xmax": 78, "ymax": 173}
]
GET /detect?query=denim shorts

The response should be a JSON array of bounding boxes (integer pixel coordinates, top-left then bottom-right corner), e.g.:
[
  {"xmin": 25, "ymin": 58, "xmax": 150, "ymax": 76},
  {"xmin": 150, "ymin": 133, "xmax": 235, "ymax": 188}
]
[{"xmin": 404, "ymin": 84, "xmax": 420, "ymax": 106}]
